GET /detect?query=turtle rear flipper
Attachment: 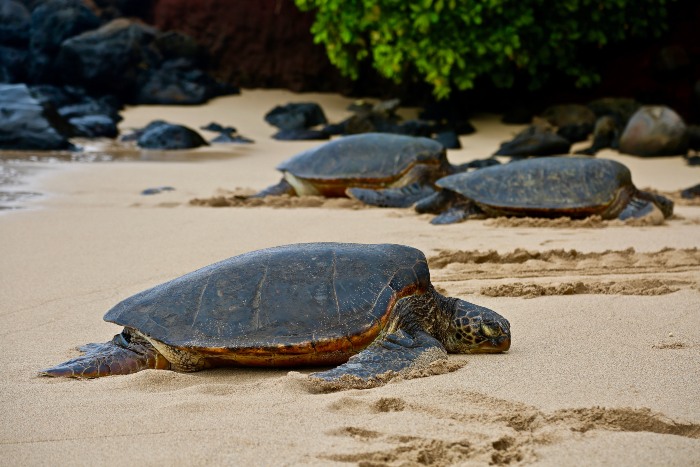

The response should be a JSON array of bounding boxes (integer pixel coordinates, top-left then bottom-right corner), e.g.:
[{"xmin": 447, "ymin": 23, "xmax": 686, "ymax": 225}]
[
  {"xmin": 346, "ymin": 183, "xmax": 435, "ymax": 208},
  {"xmin": 251, "ymin": 178, "xmax": 296, "ymax": 198},
  {"xmin": 307, "ymin": 330, "xmax": 448, "ymax": 390},
  {"xmin": 39, "ymin": 331, "xmax": 170, "ymax": 378},
  {"xmin": 430, "ymin": 201, "xmax": 482, "ymax": 225}
]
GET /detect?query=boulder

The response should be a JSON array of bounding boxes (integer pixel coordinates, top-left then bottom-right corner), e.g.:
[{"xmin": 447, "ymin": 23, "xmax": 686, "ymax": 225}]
[
  {"xmin": 0, "ymin": 83, "xmax": 73, "ymax": 150},
  {"xmin": 587, "ymin": 97, "xmax": 641, "ymax": 124},
  {"xmin": 137, "ymin": 58, "xmax": 238, "ymax": 105},
  {"xmin": 55, "ymin": 18, "xmax": 236, "ymax": 104},
  {"xmin": 69, "ymin": 114, "xmax": 118, "ymax": 138},
  {"xmin": 264, "ymin": 102, "xmax": 327, "ymax": 130},
  {"xmin": 0, "ymin": 0, "xmax": 30, "ymax": 46},
  {"xmin": 136, "ymin": 120, "xmax": 208, "ymax": 149},
  {"xmin": 0, "ymin": 45, "xmax": 26, "ymax": 82},
  {"xmin": 433, "ymin": 130, "xmax": 461, "ymax": 150},
  {"xmin": 619, "ymin": 106, "xmax": 688, "ymax": 156},
  {"xmin": 28, "ymin": 0, "xmax": 101, "ymax": 82},
  {"xmin": 55, "ymin": 18, "xmax": 157, "ymax": 99},
  {"xmin": 539, "ymin": 104, "xmax": 596, "ymax": 143},
  {"xmin": 495, "ymin": 121, "xmax": 571, "ymax": 157}
]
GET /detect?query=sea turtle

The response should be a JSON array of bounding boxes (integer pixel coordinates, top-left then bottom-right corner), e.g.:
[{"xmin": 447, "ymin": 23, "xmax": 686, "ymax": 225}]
[
  {"xmin": 253, "ymin": 133, "xmax": 460, "ymax": 207},
  {"xmin": 40, "ymin": 243, "xmax": 511, "ymax": 389},
  {"xmin": 350, "ymin": 157, "xmax": 674, "ymax": 224}
]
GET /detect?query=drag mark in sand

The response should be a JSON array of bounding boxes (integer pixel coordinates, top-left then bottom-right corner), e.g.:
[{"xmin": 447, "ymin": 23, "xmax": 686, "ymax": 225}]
[
  {"xmin": 321, "ymin": 391, "xmax": 700, "ymax": 466},
  {"xmin": 427, "ymin": 247, "xmax": 700, "ymax": 297}
]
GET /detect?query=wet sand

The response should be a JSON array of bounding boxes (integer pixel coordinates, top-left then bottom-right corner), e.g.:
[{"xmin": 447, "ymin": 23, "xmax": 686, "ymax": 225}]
[{"xmin": 1, "ymin": 90, "xmax": 699, "ymax": 465}]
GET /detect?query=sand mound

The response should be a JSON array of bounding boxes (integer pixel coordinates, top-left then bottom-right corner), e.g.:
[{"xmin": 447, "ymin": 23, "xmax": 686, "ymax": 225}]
[{"xmin": 190, "ymin": 188, "xmax": 367, "ymax": 209}]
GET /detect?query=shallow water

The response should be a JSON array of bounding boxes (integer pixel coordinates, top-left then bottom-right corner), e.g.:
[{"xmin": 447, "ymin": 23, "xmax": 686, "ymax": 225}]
[{"xmin": 0, "ymin": 138, "xmax": 241, "ymax": 210}]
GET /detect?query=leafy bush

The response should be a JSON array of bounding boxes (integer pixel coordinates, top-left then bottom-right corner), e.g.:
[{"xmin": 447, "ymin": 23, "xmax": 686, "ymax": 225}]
[{"xmin": 295, "ymin": 0, "xmax": 676, "ymax": 99}]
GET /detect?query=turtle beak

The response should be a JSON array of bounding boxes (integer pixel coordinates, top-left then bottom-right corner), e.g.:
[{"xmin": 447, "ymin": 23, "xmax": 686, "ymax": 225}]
[
  {"xmin": 474, "ymin": 320, "xmax": 511, "ymax": 353},
  {"xmin": 475, "ymin": 334, "xmax": 511, "ymax": 353}
]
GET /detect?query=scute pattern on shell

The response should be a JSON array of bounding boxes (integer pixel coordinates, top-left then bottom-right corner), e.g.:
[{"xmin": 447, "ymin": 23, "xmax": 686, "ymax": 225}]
[
  {"xmin": 437, "ymin": 157, "xmax": 632, "ymax": 211},
  {"xmin": 104, "ymin": 243, "xmax": 431, "ymax": 351},
  {"xmin": 277, "ymin": 133, "xmax": 446, "ymax": 180}
]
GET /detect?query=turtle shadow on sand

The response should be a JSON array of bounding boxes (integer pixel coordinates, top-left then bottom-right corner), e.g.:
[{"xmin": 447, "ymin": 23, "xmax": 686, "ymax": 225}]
[{"xmin": 40, "ymin": 243, "xmax": 510, "ymax": 391}]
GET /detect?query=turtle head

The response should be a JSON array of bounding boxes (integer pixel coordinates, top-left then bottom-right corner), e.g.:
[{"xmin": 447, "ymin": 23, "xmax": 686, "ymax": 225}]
[{"xmin": 444, "ymin": 299, "xmax": 510, "ymax": 354}]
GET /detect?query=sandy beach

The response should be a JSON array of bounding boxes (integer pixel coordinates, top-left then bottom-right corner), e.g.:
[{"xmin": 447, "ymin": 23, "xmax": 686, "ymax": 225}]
[{"xmin": 1, "ymin": 89, "xmax": 699, "ymax": 466}]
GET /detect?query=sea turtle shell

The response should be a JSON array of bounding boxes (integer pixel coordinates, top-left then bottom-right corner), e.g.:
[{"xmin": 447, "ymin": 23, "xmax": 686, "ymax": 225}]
[
  {"xmin": 104, "ymin": 243, "xmax": 430, "ymax": 366},
  {"xmin": 276, "ymin": 133, "xmax": 447, "ymax": 196},
  {"xmin": 436, "ymin": 157, "xmax": 633, "ymax": 218}
]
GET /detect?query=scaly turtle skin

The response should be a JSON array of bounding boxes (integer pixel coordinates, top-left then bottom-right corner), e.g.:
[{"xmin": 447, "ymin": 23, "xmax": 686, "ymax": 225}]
[
  {"xmin": 414, "ymin": 157, "xmax": 674, "ymax": 224},
  {"xmin": 40, "ymin": 243, "xmax": 510, "ymax": 388},
  {"xmin": 254, "ymin": 133, "xmax": 455, "ymax": 207}
]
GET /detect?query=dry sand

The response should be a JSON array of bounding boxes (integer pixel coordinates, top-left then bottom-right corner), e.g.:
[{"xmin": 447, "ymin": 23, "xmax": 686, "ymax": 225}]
[{"xmin": 1, "ymin": 89, "xmax": 699, "ymax": 466}]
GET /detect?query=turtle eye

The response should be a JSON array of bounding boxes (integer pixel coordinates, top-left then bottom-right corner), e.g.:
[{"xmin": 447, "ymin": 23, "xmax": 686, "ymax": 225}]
[{"xmin": 481, "ymin": 323, "xmax": 501, "ymax": 338}]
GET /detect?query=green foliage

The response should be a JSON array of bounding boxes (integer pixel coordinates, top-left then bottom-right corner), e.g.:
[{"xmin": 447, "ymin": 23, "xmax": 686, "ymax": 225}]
[{"xmin": 295, "ymin": 0, "xmax": 675, "ymax": 99}]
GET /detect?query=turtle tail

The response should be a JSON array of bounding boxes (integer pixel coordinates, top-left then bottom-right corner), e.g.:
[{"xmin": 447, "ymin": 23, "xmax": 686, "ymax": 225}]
[{"xmin": 39, "ymin": 329, "xmax": 171, "ymax": 378}]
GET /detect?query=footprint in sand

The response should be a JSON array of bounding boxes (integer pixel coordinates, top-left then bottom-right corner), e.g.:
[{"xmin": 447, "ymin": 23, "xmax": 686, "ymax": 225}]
[{"xmin": 321, "ymin": 391, "xmax": 700, "ymax": 466}]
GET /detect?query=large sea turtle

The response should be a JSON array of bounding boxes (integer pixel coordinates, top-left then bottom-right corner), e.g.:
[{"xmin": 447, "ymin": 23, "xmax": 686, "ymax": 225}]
[
  {"xmin": 420, "ymin": 157, "xmax": 674, "ymax": 224},
  {"xmin": 40, "ymin": 243, "xmax": 511, "ymax": 389},
  {"xmin": 351, "ymin": 157, "xmax": 674, "ymax": 224},
  {"xmin": 254, "ymin": 133, "xmax": 460, "ymax": 207}
]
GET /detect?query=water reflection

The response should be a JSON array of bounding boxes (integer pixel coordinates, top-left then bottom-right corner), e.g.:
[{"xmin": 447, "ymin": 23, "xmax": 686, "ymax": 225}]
[{"xmin": 0, "ymin": 138, "xmax": 246, "ymax": 211}]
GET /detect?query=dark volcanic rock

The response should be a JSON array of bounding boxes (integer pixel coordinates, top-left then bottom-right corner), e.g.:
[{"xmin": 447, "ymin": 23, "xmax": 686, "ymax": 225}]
[
  {"xmin": 69, "ymin": 114, "xmax": 118, "ymax": 138},
  {"xmin": 540, "ymin": 104, "xmax": 596, "ymax": 143},
  {"xmin": 0, "ymin": 83, "xmax": 73, "ymax": 149},
  {"xmin": 28, "ymin": 86, "xmax": 124, "ymax": 138},
  {"xmin": 138, "ymin": 58, "xmax": 239, "ymax": 105},
  {"xmin": 587, "ymin": 97, "xmax": 641, "ymax": 124},
  {"xmin": 136, "ymin": 120, "xmax": 208, "ymax": 149},
  {"xmin": 271, "ymin": 128, "xmax": 329, "ymax": 141},
  {"xmin": 0, "ymin": 45, "xmax": 27, "ymax": 82},
  {"xmin": 28, "ymin": 0, "xmax": 101, "ymax": 82},
  {"xmin": 264, "ymin": 102, "xmax": 327, "ymax": 131},
  {"xmin": 201, "ymin": 122, "xmax": 235, "ymax": 133},
  {"xmin": 201, "ymin": 122, "xmax": 254, "ymax": 144},
  {"xmin": 55, "ymin": 18, "xmax": 157, "ymax": 98},
  {"xmin": 433, "ymin": 130, "xmax": 461, "ymax": 149},
  {"xmin": 55, "ymin": 17, "xmax": 235, "ymax": 104},
  {"xmin": 28, "ymin": 84, "xmax": 76, "ymax": 108},
  {"xmin": 619, "ymin": 106, "xmax": 688, "ymax": 156},
  {"xmin": 0, "ymin": 0, "xmax": 30, "ymax": 46},
  {"xmin": 495, "ymin": 122, "xmax": 571, "ymax": 157},
  {"xmin": 57, "ymin": 96, "xmax": 122, "ymax": 123}
]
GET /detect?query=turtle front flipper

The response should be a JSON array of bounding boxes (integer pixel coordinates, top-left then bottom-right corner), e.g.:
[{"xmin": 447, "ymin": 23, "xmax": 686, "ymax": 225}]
[
  {"xmin": 39, "ymin": 330, "xmax": 171, "ymax": 378},
  {"xmin": 618, "ymin": 191, "xmax": 674, "ymax": 221},
  {"xmin": 346, "ymin": 183, "xmax": 436, "ymax": 207},
  {"xmin": 307, "ymin": 330, "xmax": 450, "ymax": 391}
]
